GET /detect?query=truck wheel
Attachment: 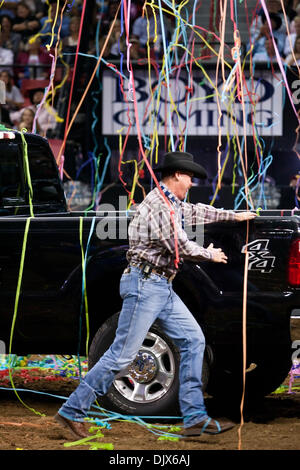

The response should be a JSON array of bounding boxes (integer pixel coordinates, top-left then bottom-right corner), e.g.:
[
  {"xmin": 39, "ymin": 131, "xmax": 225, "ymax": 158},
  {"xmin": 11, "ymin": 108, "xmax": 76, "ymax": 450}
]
[
  {"xmin": 207, "ymin": 344, "xmax": 292, "ymax": 405},
  {"xmin": 88, "ymin": 313, "xmax": 210, "ymax": 417}
]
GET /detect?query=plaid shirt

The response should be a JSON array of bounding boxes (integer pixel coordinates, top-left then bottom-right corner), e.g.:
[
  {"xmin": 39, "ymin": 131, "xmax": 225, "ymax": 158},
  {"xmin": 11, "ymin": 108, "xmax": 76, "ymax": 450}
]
[{"xmin": 127, "ymin": 183, "xmax": 237, "ymax": 275}]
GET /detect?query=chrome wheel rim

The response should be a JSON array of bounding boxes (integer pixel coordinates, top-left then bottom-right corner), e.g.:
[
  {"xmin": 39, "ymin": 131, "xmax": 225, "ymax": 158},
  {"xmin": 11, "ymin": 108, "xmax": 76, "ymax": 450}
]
[{"xmin": 113, "ymin": 331, "xmax": 175, "ymax": 404}]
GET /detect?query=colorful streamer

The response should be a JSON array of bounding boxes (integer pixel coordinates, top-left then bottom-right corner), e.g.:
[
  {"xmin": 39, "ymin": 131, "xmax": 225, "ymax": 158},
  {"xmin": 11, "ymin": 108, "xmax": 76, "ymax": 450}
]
[{"xmin": 2, "ymin": 0, "xmax": 300, "ymax": 452}]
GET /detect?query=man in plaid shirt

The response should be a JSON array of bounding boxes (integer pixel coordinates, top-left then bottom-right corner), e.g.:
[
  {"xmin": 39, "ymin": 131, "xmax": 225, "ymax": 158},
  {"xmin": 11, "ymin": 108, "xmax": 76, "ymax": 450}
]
[
  {"xmin": 56, "ymin": 151, "xmax": 256, "ymax": 439},
  {"xmin": 127, "ymin": 174, "xmax": 240, "ymax": 277}
]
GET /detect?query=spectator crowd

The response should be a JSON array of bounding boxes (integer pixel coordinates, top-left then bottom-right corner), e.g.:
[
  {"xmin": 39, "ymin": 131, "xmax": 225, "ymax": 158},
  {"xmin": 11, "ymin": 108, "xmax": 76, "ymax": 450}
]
[
  {"xmin": 0, "ymin": 0, "xmax": 172, "ymax": 136},
  {"xmin": 1, "ymin": 0, "xmax": 300, "ymax": 137},
  {"xmin": 249, "ymin": 0, "xmax": 300, "ymax": 63}
]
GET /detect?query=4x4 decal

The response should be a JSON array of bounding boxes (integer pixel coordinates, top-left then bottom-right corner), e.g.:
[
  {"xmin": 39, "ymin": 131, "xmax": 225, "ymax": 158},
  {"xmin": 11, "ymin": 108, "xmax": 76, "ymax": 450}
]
[{"xmin": 241, "ymin": 239, "xmax": 276, "ymax": 273}]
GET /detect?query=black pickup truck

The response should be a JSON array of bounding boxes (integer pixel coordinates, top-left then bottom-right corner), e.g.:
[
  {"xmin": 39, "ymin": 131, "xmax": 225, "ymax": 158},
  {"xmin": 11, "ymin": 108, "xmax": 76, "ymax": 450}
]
[{"xmin": 0, "ymin": 130, "xmax": 299, "ymax": 416}]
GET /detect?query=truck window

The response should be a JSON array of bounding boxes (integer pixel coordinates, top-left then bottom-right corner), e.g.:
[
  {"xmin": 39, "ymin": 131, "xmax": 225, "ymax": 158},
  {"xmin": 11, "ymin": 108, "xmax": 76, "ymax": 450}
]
[
  {"xmin": 27, "ymin": 145, "xmax": 63, "ymax": 202},
  {"xmin": 0, "ymin": 143, "xmax": 24, "ymax": 200}
]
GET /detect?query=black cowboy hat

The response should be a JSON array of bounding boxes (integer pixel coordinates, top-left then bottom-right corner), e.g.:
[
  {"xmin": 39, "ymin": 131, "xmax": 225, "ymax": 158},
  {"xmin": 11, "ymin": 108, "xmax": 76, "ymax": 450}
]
[{"xmin": 154, "ymin": 151, "xmax": 207, "ymax": 179}]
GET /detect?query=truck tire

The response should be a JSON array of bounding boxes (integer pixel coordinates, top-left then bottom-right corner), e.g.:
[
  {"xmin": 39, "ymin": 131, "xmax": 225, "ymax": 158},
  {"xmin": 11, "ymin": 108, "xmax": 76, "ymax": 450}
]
[
  {"xmin": 88, "ymin": 312, "xmax": 210, "ymax": 417},
  {"xmin": 207, "ymin": 344, "xmax": 292, "ymax": 406}
]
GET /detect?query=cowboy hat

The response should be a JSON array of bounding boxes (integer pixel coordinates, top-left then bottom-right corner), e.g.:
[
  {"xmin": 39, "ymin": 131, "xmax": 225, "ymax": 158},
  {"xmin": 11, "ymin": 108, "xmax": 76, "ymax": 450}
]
[{"xmin": 154, "ymin": 151, "xmax": 207, "ymax": 179}]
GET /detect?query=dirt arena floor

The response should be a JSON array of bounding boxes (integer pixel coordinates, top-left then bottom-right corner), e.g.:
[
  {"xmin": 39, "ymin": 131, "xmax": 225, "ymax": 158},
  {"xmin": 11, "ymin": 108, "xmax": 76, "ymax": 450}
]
[{"xmin": 0, "ymin": 364, "xmax": 299, "ymax": 454}]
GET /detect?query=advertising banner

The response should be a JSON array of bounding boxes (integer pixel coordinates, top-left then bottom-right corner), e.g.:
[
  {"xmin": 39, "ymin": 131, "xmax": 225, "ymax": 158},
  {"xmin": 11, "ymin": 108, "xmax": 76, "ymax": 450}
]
[{"xmin": 101, "ymin": 68, "xmax": 283, "ymax": 137}]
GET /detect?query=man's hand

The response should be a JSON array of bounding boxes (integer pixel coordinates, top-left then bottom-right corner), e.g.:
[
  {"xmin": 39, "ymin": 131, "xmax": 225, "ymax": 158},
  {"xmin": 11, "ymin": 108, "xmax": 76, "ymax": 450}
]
[
  {"xmin": 235, "ymin": 211, "xmax": 257, "ymax": 222},
  {"xmin": 207, "ymin": 243, "xmax": 228, "ymax": 263}
]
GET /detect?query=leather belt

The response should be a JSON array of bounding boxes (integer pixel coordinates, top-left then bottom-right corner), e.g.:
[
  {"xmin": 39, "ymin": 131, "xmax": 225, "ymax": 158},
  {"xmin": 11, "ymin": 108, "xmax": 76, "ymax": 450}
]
[{"xmin": 124, "ymin": 262, "xmax": 176, "ymax": 282}]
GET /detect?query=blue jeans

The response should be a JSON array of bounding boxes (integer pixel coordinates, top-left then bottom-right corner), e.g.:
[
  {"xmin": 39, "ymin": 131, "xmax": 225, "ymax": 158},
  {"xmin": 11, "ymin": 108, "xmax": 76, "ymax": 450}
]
[{"xmin": 58, "ymin": 266, "xmax": 208, "ymax": 428}]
